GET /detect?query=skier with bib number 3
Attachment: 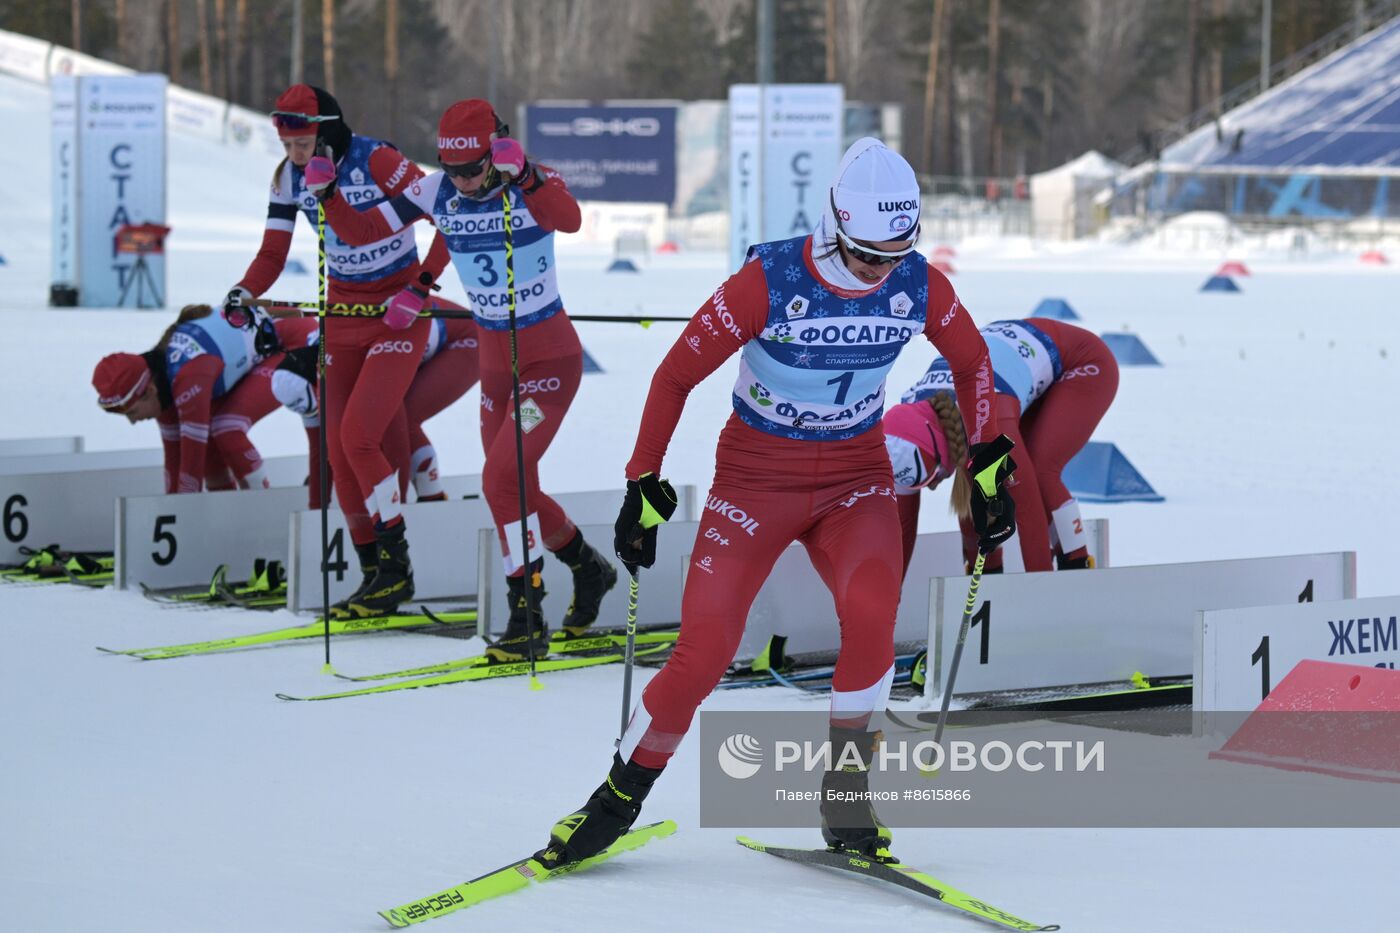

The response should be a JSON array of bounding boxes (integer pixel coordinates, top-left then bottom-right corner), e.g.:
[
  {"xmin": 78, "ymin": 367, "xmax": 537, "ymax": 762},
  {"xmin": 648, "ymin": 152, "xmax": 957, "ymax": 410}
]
[{"xmin": 535, "ymin": 139, "xmax": 1017, "ymax": 867}]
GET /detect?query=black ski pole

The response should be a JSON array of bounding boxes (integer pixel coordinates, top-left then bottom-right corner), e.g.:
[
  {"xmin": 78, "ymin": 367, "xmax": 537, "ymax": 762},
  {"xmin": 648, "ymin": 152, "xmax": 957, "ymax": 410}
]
[
  {"xmin": 316, "ymin": 202, "xmax": 334, "ymax": 674},
  {"xmin": 502, "ymin": 184, "xmax": 542, "ymax": 691}
]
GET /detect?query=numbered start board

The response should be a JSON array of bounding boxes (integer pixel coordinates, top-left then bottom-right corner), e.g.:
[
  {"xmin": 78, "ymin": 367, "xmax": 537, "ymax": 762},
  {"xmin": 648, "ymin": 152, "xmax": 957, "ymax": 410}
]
[
  {"xmin": 117, "ymin": 485, "xmax": 312, "ymax": 591},
  {"xmin": 2, "ymin": 451, "xmax": 305, "ymax": 564},
  {"xmin": 1195, "ymin": 593, "xmax": 1400, "ymax": 712},
  {"xmin": 923, "ymin": 552, "xmax": 1355, "ymax": 700}
]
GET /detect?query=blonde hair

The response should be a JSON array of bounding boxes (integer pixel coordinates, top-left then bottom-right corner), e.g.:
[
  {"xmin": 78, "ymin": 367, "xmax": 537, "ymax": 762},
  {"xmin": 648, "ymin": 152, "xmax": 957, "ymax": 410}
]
[
  {"xmin": 158, "ymin": 304, "xmax": 213, "ymax": 351},
  {"xmin": 927, "ymin": 391, "xmax": 972, "ymax": 522}
]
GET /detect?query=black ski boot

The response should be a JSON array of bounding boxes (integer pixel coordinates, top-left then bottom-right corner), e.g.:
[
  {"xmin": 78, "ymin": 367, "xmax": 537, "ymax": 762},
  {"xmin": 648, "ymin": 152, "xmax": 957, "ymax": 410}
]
[
  {"xmin": 329, "ymin": 541, "xmax": 378, "ymax": 620},
  {"xmin": 555, "ymin": 532, "xmax": 619, "ymax": 636},
  {"xmin": 536, "ymin": 754, "xmax": 663, "ymax": 869},
  {"xmin": 486, "ymin": 560, "xmax": 548, "ymax": 662},
  {"xmin": 345, "ymin": 522, "xmax": 415, "ymax": 618},
  {"xmin": 819, "ymin": 726, "xmax": 896, "ymax": 863}
]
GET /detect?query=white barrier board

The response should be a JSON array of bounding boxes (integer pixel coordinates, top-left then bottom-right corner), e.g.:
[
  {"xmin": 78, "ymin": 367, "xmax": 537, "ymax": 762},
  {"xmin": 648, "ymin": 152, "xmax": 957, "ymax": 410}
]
[
  {"xmin": 473, "ymin": 486, "xmax": 698, "ymax": 636},
  {"xmin": 116, "ymin": 486, "xmax": 310, "ymax": 590},
  {"xmin": 286, "ymin": 494, "xmax": 488, "ymax": 613},
  {"xmin": 732, "ymin": 520, "xmax": 1109, "ymax": 663},
  {"xmin": 1, "ymin": 454, "xmax": 305, "ymax": 563},
  {"xmin": 1195, "ymin": 592, "xmax": 1399, "ymax": 712},
  {"xmin": 477, "ymin": 521, "xmax": 696, "ymax": 639},
  {"xmin": 924, "ymin": 552, "xmax": 1356, "ymax": 700},
  {"xmin": 0, "ymin": 436, "xmax": 83, "ymax": 458}
]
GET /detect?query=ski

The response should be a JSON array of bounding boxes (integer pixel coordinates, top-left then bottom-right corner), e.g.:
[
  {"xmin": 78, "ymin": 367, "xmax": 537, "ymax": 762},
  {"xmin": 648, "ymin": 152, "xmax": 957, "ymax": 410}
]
[
  {"xmin": 378, "ymin": 820, "xmax": 677, "ymax": 927},
  {"xmin": 96, "ymin": 609, "xmax": 477, "ymax": 661},
  {"xmin": 736, "ymin": 837, "xmax": 1058, "ymax": 931},
  {"xmin": 277, "ymin": 640, "xmax": 674, "ymax": 701},
  {"xmin": 214, "ymin": 575, "xmax": 288, "ymax": 610},
  {"xmin": 140, "ymin": 565, "xmax": 231, "ymax": 604},
  {"xmin": 336, "ymin": 630, "xmax": 679, "ymax": 682}
]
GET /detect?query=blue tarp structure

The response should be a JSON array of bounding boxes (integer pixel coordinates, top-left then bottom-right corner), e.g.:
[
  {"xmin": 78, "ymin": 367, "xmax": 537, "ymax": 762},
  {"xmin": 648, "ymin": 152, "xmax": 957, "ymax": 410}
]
[
  {"xmin": 582, "ymin": 347, "xmax": 604, "ymax": 374},
  {"xmin": 1031, "ymin": 298, "xmax": 1080, "ymax": 320},
  {"xmin": 1064, "ymin": 441, "xmax": 1164, "ymax": 503},
  {"xmin": 1201, "ymin": 275, "xmax": 1241, "ymax": 292},
  {"xmin": 1162, "ymin": 19, "xmax": 1400, "ymax": 172},
  {"xmin": 1100, "ymin": 332, "xmax": 1161, "ymax": 366},
  {"xmin": 607, "ymin": 258, "xmax": 639, "ymax": 273},
  {"xmin": 285, "ymin": 259, "xmax": 309, "ymax": 274}
]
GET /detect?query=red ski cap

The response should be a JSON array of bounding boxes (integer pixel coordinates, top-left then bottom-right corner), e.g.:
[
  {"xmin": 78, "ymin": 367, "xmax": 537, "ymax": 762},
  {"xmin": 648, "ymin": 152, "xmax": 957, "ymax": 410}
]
[
  {"xmin": 437, "ymin": 99, "xmax": 496, "ymax": 164},
  {"xmin": 93, "ymin": 353, "xmax": 152, "ymax": 412},
  {"xmin": 272, "ymin": 84, "xmax": 322, "ymax": 138}
]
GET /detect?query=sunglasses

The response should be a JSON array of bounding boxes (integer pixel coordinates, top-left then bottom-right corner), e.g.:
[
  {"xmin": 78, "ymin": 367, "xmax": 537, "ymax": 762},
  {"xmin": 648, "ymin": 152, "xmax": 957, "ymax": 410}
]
[
  {"xmin": 829, "ymin": 190, "xmax": 920, "ymax": 266},
  {"xmin": 439, "ymin": 154, "xmax": 492, "ymax": 180},
  {"xmin": 272, "ymin": 111, "xmax": 341, "ymax": 132}
]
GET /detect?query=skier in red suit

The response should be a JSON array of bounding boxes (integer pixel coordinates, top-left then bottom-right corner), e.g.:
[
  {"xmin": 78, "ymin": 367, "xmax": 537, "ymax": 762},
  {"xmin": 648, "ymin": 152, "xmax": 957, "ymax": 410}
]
[
  {"xmin": 308, "ymin": 99, "xmax": 616, "ymax": 661},
  {"xmin": 226, "ymin": 84, "xmax": 467, "ymax": 618},
  {"xmin": 537, "ymin": 139, "xmax": 1016, "ymax": 867},
  {"xmin": 884, "ymin": 318, "xmax": 1118, "ymax": 573},
  {"xmin": 92, "ymin": 308, "xmax": 324, "ymax": 505}
]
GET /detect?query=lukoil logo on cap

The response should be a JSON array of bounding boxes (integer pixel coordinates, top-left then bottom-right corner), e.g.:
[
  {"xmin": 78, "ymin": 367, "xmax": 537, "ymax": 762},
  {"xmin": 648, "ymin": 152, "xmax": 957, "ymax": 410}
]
[{"xmin": 438, "ymin": 136, "xmax": 481, "ymax": 150}]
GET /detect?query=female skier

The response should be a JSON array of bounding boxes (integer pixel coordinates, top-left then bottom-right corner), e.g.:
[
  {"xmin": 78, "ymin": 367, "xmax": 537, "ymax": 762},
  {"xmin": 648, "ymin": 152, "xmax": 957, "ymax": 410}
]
[
  {"xmin": 536, "ymin": 138, "xmax": 1016, "ymax": 867},
  {"xmin": 308, "ymin": 98, "xmax": 616, "ymax": 659},
  {"xmin": 225, "ymin": 83, "xmax": 462, "ymax": 618},
  {"xmin": 883, "ymin": 318, "xmax": 1118, "ymax": 573},
  {"xmin": 92, "ymin": 306, "xmax": 323, "ymax": 503}
]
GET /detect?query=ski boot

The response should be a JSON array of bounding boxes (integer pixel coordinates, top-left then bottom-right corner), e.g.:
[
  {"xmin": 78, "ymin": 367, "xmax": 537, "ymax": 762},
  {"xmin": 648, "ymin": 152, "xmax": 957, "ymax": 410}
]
[
  {"xmin": 556, "ymin": 533, "xmax": 619, "ymax": 637},
  {"xmin": 819, "ymin": 726, "xmax": 896, "ymax": 863},
  {"xmin": 486, "ymin": 560, "xmax": 548, "ymax": 662},
  {"xmin": 1056, "ymin": 550, "xmax": 1095, "ymax": 570},
  {"xmin": 344, "ymin": 522, "xmax": 415, "ymax": 618},
  {"xmin": 536, "ymin": 754, "xmax": 663, "ymax": 869},
  {"xmin": 328, "ymin": 541, "xmax": 379, "ymax": 619}
]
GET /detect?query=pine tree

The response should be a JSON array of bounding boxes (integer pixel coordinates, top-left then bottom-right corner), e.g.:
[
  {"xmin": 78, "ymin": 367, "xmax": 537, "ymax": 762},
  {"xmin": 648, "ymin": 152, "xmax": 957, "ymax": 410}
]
[{"xmin": 627, "ymin": 0, "xmax": 725, "ymax": 100}]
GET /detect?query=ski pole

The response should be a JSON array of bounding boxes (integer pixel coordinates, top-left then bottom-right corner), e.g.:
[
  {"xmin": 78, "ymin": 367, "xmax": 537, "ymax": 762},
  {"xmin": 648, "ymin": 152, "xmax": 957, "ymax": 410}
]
[
  {"xmin": 255, "ymin": 299, "xmax": 690, "ymax": 326},
  {"xmin": 931, "ymin": 551, "xmax": 986, "ymax": 747},
  {"xmin": 502, "ymin": 186, "xmax": 543, "ymax": 692},
  {"xmin": 619, "ymin": 570, "xmax": 640, "ymax": 743},
  {"xmin": 316, "ymin": 203, "xmax": 334, "ymax": 674}
]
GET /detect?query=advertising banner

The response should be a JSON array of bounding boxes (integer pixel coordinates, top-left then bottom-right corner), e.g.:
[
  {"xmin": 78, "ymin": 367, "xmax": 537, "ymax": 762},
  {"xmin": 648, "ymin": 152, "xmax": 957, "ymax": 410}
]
[
  {"xmin": 74, "ymin": 74, "xmax": 167, "ymax": 307},
  {"xmin": 524, "ymin": 105, "xmax": 677, "ymax": 205},
  {"xmin": 50, "ymin": 75, "xmax": 79, "ymax": 290},
  {"xmin": 727, "ymin": 84, "xmax": 843, "ymax": 272}
]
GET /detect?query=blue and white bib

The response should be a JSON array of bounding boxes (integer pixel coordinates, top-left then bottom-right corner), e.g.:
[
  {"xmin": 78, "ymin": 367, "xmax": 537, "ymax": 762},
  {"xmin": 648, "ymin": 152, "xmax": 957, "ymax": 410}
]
[
  {"xmin": 734, "ymin": 236, "xmax": 929, "ymax": 441},
  {"xmin": 902, "ymin": 319, "xmax": 1061, "ymax": 410},
  {"xmin": 430, "ymin": 182, "xmax": 562, "ymax": 332},
  {"xmin": 165, "ymin": 312, "xmax": 259, "ymax": 397},
  {"xmin": 290, "ymin": 135, "xmax": 418, "ymax": 283}
]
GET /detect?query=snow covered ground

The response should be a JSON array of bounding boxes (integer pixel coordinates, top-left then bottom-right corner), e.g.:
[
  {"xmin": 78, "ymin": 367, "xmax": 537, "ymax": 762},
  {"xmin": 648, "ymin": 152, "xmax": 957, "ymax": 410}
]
[{"xmin": 2, "ymin": 71, "xmax": 1399, "ymax": 931}]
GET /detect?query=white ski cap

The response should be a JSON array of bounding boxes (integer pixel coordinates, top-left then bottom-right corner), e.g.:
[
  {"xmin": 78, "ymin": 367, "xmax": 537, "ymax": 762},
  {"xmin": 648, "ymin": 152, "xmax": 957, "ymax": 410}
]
[{"xmin": 830, "ymin": 137, "xmax": 921, "ymax": 242}]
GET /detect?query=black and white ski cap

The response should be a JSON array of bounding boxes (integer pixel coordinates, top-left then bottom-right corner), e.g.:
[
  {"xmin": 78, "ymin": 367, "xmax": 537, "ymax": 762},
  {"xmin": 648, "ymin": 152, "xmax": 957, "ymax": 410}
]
[{"xmin": 830, "ymin": 137, "xmax": 921, "ymax": 242}]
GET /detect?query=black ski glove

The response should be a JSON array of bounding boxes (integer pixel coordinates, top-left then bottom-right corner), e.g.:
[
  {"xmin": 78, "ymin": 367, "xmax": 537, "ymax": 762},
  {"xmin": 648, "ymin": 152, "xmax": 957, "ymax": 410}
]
[
  {"xmin": 614, "ymin": 473, "xmax": 678, "ymax": 574},
  {"xmin": 966, "ymin": 434, "xmax": 1017, "ymax": 555}
]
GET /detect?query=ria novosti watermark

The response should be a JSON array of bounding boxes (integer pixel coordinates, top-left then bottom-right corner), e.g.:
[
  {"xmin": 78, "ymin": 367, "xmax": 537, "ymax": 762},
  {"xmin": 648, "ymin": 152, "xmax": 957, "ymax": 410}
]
[{"xmin": 717, "ymin": 732, "xmax": 1105, "ymax": 780}]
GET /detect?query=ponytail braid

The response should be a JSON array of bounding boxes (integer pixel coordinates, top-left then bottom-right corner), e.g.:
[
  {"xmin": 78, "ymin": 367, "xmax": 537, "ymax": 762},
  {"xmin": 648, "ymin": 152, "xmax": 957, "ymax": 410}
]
[
  {"xmin": 158, "ymin": 304, "xmax": 214, "ymax": 351},
  {"xmin": 928, "ymin": 391, "xmax": 972, "ymax": 522}
]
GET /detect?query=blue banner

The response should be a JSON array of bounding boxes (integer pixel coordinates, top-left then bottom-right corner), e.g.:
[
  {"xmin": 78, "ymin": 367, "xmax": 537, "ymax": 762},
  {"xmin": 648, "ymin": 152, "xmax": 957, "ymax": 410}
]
[{"xmin": 524, "ymin": 105, "xmax": 676, "ymax": 205}]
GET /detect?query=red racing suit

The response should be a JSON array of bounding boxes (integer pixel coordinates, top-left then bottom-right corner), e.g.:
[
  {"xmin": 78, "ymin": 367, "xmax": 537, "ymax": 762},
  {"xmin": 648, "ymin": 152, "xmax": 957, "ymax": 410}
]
[{"xmin": 617, "ymin": 237, "xmax": 993, "ymax": 770}]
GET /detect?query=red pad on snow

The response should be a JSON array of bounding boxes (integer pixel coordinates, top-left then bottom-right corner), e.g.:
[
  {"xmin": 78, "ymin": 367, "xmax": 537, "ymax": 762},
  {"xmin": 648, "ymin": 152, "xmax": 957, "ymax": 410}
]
[
  {"xmin": 655, "ymin": 241, "xmax": 680, "ymax": 254},
  {"xmin": 1216, "ymin": 260, "xmax": 1250, "ymax": 277},
  {"xmin": 1209, "ymin": 660, "xmax": 1400, "ymax": 783},
  {"xmin": 1360, "ymin": 250, "xmax": 1390, "ymax": 265},
  {"xmin": 932, "ymin": 244, "xmax": 957, "ymax": 259}
]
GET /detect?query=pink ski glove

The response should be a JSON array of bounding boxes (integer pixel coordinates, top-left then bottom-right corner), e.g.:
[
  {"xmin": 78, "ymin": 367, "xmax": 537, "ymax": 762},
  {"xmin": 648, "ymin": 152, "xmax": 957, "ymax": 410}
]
[
  {"xmin": 304, "ymin": 156, "xmax": 337, "ymax": 200},
  {"xmin": 383, "ymin": 286, "xmax": 427, "ymax": 331},
  {"xmin": 491, "ymin": 138, "xmax": 528, "ymax": 180}
]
